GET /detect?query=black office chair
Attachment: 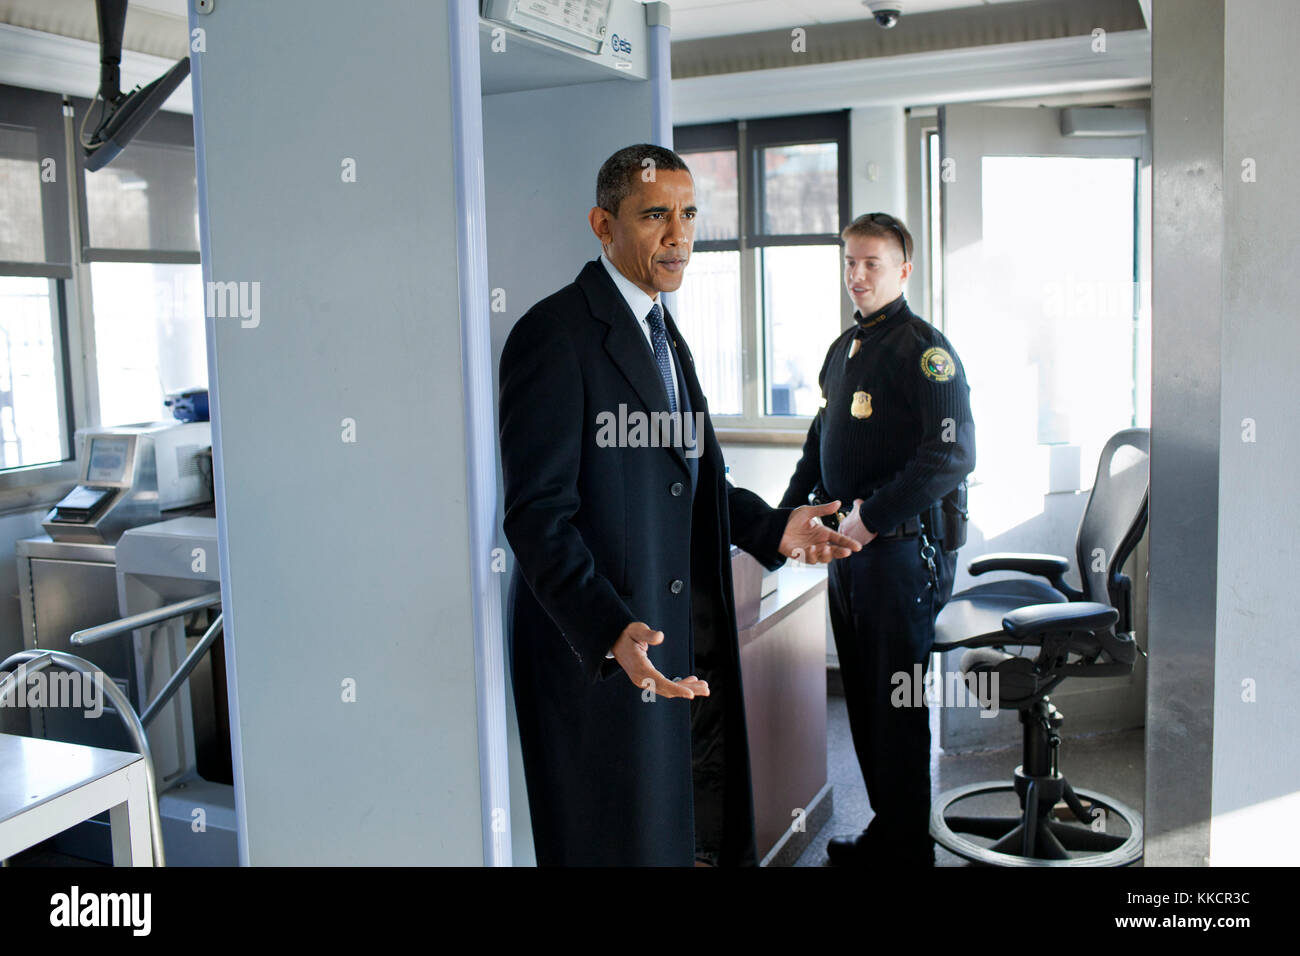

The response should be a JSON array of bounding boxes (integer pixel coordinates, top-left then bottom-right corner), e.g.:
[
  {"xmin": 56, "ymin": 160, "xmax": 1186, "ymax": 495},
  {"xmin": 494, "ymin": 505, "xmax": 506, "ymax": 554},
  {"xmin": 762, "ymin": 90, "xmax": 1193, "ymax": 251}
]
[{"xmin": 929, "ymin": 428, "xmax": 1149, "ymax": 866}]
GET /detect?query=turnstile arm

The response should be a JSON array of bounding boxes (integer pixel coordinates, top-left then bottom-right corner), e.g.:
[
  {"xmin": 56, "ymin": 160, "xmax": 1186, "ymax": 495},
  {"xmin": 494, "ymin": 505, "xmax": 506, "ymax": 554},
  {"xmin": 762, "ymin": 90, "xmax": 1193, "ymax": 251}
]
[{"xmin": 69, "ymin": 592, "xmax": 221, "ymax": 647}]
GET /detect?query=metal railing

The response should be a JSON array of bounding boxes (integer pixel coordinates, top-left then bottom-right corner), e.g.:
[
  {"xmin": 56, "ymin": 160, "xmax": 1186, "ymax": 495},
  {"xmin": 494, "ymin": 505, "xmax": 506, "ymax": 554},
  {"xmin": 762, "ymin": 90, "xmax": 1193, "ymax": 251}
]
[
  {"xmin": 0, "ymin": 650, "xmax": 166, "ymax": 866},
  {"xmin": 0, "ymin": 591, "xmax": 226, "ymax": 867}
]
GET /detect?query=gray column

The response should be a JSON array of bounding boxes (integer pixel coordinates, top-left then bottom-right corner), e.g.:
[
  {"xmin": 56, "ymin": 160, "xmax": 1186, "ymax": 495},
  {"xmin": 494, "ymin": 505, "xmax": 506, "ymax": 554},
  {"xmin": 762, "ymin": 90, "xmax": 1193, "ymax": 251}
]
[{"xmin": 1146, "ymin": 0, "xmax": 1222, "ymax": 867}]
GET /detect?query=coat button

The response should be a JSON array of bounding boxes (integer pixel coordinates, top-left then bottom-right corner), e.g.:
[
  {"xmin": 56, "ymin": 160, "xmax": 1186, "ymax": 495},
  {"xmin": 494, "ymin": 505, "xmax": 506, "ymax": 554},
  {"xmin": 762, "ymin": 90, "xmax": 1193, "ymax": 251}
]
[
  {"xmin": 670, "ymin": 482, "xmax": 684, "ymax": 496},
  {"xmin": 669, "ymin": 579, "xmax": 684, "ymax": 594}
]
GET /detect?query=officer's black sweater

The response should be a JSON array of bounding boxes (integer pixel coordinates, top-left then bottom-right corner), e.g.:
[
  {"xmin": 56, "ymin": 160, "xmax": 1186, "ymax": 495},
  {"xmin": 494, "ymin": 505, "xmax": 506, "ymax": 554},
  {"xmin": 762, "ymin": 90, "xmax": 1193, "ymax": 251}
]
[{"xmin": 779, "ymin": 294, "xmax": 975, "ymax": 534}]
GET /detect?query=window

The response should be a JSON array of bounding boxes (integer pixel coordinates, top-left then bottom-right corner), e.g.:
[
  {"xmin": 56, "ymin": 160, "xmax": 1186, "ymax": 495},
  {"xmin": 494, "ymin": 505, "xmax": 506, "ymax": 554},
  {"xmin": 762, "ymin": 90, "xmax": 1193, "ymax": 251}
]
[
  {"xmin": 0, "ymin": 82, "xmax": 203, "ymax": 497},
  {"xmin": 675, "ymin": 111, "xmax": 851, "ymax": 435},
  {"xmin": 0, "ymin": 277, "xmax": 68, "ymax": 469},
  {"xmin": 90, "ymin": 262, "xmax": 207, "ymax": 426},
  {"xmin": 71, "ymin": 97, "xmax": 202, "ymax": 427},
  {"xmin": 77, "ymin": 128, "xmax": 200, "ymax": 256},
  {"xmin": 978, "ymin": 155, "xmax": 1141, "ymax": 470},
  {"xmin": 675, "ymin": 249, "xmax": 742, "ymax": 415},
  {"xmin": 673, "ymin": 146, "xmax": 742, "ymax": 414},
  {"xmin": 762, "ymin": 244, "xmax": 842, "ymax": 416},
  {"xmin": 0, "ymin": 84, "xmax": 75, "ymax": 476}
]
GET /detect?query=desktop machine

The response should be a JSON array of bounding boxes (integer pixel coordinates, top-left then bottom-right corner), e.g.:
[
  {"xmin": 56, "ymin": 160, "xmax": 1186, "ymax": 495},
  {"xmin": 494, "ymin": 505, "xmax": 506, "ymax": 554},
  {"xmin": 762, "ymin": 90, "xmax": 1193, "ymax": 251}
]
[{"xmin": 14, "ymin": 421, "xmax": 232, "ymax": 863}]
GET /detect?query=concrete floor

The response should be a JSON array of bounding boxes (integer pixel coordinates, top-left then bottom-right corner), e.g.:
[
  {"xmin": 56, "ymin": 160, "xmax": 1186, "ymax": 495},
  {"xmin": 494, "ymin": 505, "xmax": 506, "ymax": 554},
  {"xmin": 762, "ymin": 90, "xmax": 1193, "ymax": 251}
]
[{"xmin": 795, "ymin": 693, "xmax": 1145, "ymax": 866}]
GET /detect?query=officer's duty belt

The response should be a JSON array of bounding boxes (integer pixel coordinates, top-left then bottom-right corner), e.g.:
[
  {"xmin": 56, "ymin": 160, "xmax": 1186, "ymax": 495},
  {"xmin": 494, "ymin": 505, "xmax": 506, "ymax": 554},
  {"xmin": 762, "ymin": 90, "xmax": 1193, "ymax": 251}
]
[
  {"xmin": 874, "ymin": 507, "xmax": 945, "ymax": 541},
  {"xmin": 875, "ymin": 515, "xmax": 924, "ymax": 539}
]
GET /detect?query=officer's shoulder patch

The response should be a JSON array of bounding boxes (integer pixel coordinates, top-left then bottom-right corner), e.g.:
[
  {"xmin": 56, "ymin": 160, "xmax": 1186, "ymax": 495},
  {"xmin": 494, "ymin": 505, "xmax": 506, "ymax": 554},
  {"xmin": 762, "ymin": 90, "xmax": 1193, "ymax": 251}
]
[{"xmin": 920, "ymin": 346, "xmax": 955, "ymax": 383}]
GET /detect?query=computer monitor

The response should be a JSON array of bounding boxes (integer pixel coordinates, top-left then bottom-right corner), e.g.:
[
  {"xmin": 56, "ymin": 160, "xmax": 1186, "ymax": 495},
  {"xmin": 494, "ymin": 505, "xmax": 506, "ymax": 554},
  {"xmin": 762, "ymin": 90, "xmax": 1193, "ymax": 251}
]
[{"xmin": 85, "ymin": 435, "xmax": 131, "ymax": 484}]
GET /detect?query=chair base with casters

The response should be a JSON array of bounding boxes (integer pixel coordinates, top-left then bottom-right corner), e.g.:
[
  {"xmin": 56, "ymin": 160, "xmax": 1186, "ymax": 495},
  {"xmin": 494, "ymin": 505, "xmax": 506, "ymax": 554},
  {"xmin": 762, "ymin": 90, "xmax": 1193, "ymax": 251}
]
[
  {"xmin": 929, "ymin": 428, "xmax": 1150, "ymax": 866},
  {"xmin": 929, "ymin": 601, "xmax": 1144, "ymax": 867},
  {"xmin": 930, "ymin": 697, "xmax": 1143, "ymax": 867}
]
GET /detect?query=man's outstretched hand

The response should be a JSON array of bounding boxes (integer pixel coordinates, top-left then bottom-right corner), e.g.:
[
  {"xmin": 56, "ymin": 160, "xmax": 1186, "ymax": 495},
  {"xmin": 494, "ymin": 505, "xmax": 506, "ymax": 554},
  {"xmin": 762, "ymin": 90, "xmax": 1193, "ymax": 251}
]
[
  {"xmin": 780, "ymin": 500, "xmax": 863, "ymax": 564},
  {"xmin": 610, "ymin": 621, "xmax": 709, "ymax": 700}
]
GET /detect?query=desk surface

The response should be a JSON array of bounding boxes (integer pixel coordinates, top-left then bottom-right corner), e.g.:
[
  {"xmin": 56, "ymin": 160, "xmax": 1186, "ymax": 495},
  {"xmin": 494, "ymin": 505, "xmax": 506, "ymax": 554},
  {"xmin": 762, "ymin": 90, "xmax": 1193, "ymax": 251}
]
[
  {"xmin": 0, "ymin": 734, "xmax": 142, "ymax": 826},
  {"xmin": 738, "ymin": 563, "xmax": 828, "ymax": 647}
]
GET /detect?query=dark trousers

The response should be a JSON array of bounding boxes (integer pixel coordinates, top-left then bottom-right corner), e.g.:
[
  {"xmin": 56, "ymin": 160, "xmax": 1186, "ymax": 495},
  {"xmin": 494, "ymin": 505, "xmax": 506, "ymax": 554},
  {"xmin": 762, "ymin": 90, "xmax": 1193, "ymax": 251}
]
[
  {"xmin": 827, "ymin": 535, "xmax": 957, "ymax": 861},
  {"xmin": 690, "ymin": 663, "xmax": 725, "ymax": 866}
]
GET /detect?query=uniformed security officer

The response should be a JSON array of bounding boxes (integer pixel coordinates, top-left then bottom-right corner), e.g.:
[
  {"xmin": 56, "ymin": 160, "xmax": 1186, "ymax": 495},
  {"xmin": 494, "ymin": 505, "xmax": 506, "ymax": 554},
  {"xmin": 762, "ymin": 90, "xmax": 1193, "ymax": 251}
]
[{"xmin": 780, "ymin": 212, "xmax": 975, "ymax": 866}]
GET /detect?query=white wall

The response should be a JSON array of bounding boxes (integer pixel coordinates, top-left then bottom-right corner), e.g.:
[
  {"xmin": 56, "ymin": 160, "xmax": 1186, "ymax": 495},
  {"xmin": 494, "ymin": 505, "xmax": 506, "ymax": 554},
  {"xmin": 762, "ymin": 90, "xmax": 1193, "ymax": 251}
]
[
  {"xmin": 1209, "ymin": 0, "xmax": 1300, "ymax": 866},
  {"xmin": 720, "ymin": 443, "xmax": 800, "ymax": 509},
  {"xmin": 848, "ymin": 106, "xmax": 908, "ymax": 222}
]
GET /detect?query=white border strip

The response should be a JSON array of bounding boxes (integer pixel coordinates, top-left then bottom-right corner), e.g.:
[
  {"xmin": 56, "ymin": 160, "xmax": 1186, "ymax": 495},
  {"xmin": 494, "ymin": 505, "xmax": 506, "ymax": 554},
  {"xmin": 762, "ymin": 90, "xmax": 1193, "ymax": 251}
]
[{"xmin": 448, "ymin": 0, "xmax": 511, "ymax": 868}]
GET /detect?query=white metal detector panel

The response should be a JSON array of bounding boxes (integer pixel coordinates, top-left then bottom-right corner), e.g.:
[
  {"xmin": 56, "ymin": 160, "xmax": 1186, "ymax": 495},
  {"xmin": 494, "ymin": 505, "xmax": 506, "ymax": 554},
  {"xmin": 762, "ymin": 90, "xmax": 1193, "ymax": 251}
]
[{"xmin": 189, "ymin": 0, "xmax": 487, "ymax": 864}]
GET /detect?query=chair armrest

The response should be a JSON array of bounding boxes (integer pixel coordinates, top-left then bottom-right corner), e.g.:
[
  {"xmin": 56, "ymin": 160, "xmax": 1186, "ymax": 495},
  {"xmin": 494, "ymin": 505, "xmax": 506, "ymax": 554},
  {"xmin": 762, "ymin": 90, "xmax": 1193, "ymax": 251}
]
[
  {"xmin": 968, "ymin": 552, "xmax": 1083, "ymax": 601},
  {"xmin": 1002, "ymin": 602, "xmax": 1117, "ymax": 640},
  {"xmin": 969, "ymin": 552, "xmax": 1069, "ymax": 577}
]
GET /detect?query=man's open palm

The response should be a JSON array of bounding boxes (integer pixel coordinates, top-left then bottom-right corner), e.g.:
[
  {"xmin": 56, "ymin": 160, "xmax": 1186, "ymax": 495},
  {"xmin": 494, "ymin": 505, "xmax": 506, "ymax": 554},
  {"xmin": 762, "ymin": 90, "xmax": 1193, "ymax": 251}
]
[{"xmin": 611, "ymin": 622, "xmax": 709, "ymax": 700}]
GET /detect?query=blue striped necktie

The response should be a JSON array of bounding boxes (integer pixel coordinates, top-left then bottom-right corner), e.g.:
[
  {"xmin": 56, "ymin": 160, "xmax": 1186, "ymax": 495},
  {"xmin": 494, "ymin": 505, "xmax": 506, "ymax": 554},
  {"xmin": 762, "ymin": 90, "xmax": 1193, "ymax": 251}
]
[{"xmin": 645, "ymin": 302, "xmax": 678, "ymax": 414}]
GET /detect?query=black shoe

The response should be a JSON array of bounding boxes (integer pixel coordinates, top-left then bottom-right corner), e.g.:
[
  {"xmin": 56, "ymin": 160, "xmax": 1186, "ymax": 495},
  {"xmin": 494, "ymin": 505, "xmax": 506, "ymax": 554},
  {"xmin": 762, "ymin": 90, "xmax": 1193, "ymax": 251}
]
[
  {"xmin": 826, "ymin": 831, "xmax": 871, "ymax": 866},
  {"xmin": 827, "ymin": 831, "xmax": 934, "ymax": 867}
]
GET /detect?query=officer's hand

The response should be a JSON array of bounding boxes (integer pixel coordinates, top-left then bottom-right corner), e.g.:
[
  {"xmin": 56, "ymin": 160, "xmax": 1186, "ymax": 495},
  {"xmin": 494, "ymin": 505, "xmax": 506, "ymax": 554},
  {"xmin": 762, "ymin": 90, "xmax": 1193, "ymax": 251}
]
[
  {"xmin": 611, "ymin": 622, "xmax": 710, "ymax": 700},
  {"xmin": 838, "ymin": 498, "xmax": 877, "ymax": 547},
  {"xmin": 780, "ymin": 500, "xmax": 862, "ymax": 564}
]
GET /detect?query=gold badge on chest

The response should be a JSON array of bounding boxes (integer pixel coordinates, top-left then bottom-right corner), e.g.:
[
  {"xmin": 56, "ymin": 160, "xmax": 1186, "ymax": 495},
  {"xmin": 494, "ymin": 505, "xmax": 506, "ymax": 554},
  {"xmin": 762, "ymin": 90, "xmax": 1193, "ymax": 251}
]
[{"xmin": 850, "ymin": 390, "xmax": 873, "ymax": 419}]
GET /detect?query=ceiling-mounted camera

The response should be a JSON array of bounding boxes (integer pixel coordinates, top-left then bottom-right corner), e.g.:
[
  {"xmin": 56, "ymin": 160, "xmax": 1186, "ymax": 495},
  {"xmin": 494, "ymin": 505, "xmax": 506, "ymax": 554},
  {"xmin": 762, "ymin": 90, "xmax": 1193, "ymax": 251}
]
[{"xmin": 865, "ymin": 1, "xmax": 903, "ymax": 29}]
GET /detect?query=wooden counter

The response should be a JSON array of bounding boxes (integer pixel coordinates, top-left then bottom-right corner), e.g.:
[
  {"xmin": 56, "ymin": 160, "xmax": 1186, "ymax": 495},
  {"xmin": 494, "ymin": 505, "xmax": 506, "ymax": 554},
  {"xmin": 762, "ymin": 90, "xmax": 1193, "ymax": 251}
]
[{"xmin": 732, "ymin": 550, "xmax": 831, "ymax": 865}]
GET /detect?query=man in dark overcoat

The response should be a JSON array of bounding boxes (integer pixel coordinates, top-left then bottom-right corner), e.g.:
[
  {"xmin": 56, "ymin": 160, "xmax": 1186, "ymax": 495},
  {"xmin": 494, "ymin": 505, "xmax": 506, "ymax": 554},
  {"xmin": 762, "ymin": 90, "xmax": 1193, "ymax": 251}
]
[{"xmin": 499, "ymin": 144, "xmax": 857, "ymax": 866}]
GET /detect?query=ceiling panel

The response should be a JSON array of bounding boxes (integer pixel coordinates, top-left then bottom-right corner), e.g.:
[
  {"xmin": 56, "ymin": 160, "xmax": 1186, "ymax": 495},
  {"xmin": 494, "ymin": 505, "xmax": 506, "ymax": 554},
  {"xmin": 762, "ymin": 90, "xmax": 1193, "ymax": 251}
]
[
  {"xmin": 128, "ymin": 0, "xmax": 188, "ymax": 17},
  {"xmin": 654, "ymin": 0, "xmax": 1027, "ymax": 41},
  {"xmin": 0, "ymin": 0, "xmax": 189, "ymax": 57}
]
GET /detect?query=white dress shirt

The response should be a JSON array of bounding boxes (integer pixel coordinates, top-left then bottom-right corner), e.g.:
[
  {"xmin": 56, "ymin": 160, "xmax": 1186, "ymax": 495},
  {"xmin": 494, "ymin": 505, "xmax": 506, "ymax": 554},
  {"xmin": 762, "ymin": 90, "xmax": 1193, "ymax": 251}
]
[{"xmin": 600, "ymin": 253, "xmax": 679, "ymax": 402}]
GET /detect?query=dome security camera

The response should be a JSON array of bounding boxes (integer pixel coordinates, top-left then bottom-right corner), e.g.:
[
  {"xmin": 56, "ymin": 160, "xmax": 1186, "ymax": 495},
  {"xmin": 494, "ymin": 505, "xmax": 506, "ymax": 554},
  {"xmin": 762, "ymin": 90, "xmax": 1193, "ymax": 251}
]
[{"xmin": 865, "ymin": 1, "xmax": 903, "ymax": 29}]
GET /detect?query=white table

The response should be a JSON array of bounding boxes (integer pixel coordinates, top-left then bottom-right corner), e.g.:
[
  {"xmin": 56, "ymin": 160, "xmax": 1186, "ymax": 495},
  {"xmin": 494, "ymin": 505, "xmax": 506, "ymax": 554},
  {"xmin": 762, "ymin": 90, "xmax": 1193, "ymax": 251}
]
[{"xmin": 0, "ymin": 733, "xmax": 153, "ymax": 866}]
